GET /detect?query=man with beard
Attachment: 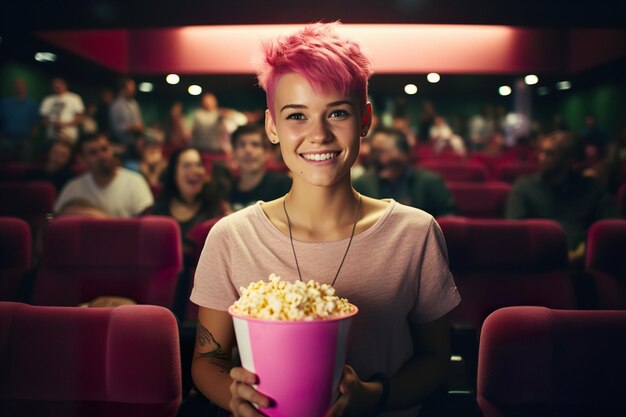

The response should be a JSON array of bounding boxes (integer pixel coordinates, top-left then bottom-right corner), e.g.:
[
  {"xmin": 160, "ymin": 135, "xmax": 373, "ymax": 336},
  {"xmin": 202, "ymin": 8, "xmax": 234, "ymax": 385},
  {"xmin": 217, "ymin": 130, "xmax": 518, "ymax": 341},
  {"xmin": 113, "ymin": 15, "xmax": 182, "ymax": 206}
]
[
  {"xmin": 54, "ymin": 133, "xmax": 153, "ymax": 217},
  {"xmin": 354, "ymin": 127, "xmax": 456, "ymax": 217},
  {"xmin": 229, "ymin": 124, "xmax": 291, "ymax": 211},
  {"xmin": 506, "ymin": 130, "xmax": 617, "ymax": 263}
]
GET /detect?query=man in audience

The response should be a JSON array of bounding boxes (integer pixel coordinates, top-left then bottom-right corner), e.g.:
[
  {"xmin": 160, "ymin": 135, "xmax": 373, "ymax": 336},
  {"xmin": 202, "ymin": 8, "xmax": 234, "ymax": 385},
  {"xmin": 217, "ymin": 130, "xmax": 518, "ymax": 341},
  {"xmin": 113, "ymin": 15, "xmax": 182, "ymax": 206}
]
[
  {"xmin": 54, "ymin": 133, "xmax": 153, "ymax": 217},
  {"xmin": 0, "ymin": 78, "xmax": 39, "ymax": 161},
  {"xmin": 191, "ymin": 92, "xmax": 229, "ymax": 154},
  {"xmin": 110, "ymin": 77, "xmax": 144, "ymax": 157},
  {"xmin": 506, "ymin": 130, "xmax": 617, "ymax": 263},
  {"xmin": 229, "ymin": 124, "xmax": 291, "ymax": 211},
  {"xmin": 39, "ymin": 77, "xmax": 84, "ymax": 145},
  {"xmin": 354, "ymin": 127, "xmax": 456, "ymax": 217}
]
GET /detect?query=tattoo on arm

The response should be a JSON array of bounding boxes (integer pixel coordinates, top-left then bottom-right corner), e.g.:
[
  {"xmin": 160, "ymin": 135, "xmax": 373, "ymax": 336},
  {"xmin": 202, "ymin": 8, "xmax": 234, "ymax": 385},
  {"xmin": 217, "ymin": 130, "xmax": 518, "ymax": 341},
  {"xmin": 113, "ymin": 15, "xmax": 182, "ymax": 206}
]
[{"xmin": 195, "ymin": 323, "xmax": 231, "ymax": 373}]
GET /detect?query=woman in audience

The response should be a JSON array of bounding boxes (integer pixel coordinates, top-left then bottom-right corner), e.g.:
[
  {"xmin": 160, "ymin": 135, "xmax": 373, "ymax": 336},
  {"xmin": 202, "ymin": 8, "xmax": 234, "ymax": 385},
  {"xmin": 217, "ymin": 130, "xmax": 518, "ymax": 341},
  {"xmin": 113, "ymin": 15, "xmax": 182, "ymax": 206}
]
[
  {"xmin": 27, "ymin": 140, "xmax": 75, "ymax": 192},
  {"xmin": 152, "ymin": 147, "xmax": 229, "ymax": 261}
]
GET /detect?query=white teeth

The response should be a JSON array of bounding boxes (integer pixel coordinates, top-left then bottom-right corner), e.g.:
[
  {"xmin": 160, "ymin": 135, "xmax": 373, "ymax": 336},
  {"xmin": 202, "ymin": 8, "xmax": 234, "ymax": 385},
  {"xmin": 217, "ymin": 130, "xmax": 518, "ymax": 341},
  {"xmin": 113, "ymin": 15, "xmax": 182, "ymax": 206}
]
[{"xmin": 303, "ymin": 152, "xmax": 338, "ymax": 161}]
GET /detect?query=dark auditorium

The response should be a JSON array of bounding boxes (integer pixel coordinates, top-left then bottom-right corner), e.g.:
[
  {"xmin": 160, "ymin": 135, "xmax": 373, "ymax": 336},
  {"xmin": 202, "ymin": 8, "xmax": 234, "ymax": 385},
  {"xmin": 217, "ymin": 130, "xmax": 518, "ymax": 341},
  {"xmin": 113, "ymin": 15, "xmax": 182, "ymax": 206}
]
[{"xmin": 1, "ymin": 1, "xmax": 625, "ymax": 416}]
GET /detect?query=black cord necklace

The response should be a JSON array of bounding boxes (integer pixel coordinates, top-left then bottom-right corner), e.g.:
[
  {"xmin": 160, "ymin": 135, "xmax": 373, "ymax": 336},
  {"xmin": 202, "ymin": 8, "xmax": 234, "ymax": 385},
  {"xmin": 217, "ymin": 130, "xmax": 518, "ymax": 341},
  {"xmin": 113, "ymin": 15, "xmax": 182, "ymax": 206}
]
[{"xmin": 282, "ymin": 193, "xmax": 362, "ymax": 287}]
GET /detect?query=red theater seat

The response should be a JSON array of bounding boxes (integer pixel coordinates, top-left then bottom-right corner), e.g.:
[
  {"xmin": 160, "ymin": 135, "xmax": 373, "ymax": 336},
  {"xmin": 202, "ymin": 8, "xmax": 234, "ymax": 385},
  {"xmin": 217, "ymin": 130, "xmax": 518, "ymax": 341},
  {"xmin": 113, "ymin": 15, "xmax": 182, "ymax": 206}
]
[
  {"xmin": 184, "ymin": 217, "xmax": 222, "ymax": 321},
  {"xmin": 478, "ymin": 307, "xmax": 626, "ymax": 417},
  {"xmin": 420, "ymin": 160, "xmax": 488, "ymax": 182},
  {"xmin": 0, "ymin": 302, "xmax": 181, "ymax": 417},
  {"xmin": 0, "ymin": 181, "xmax": 55, "ymax": 237},
  {"xmin": 0, "ymin": 218, "xmax": 31, "ymax": 301},
  {"xmin": 445, "ymin": 181, "xmax": 511, "ymax": 218},
  {"xmin": 493, "ymin": 160, "xmax": 539, "ymax": 183},
  {"xmin": 438, "ymin": 217, "xmax": 576, "ymax": 329},
  {"xmin": 586, "ymin": 219, "xmax": 626, "ymax": 309},
  {"xmin": 31, "ymin": 216, "xmax": 182, "ymax": 308}
]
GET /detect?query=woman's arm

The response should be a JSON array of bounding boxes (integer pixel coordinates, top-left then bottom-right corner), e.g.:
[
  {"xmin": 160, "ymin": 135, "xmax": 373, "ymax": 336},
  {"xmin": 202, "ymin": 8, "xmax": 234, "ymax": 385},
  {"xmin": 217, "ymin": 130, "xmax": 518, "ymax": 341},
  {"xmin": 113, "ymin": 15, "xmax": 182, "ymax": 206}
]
[
  {"xmin": 327, "ymin": 314, "xmax": 450, "ymax": 416},
  {"xmin": 191, "ymin": 306, "xmax": 237, "ymax": 410},
  {"xmin": 191, "ymin": 306, "xmax": 271, "ymax": 415},
  {"xmin": 387, "ymin": 314, "xmax": 450, "ymax": 410}
]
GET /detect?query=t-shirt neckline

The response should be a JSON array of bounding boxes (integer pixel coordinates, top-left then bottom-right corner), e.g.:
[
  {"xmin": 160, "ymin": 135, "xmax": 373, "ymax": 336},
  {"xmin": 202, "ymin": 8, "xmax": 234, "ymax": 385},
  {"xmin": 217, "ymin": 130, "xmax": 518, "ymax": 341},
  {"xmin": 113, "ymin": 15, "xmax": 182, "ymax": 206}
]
[{"xmin": 254, "ymin": 199, "xmax": 397, "ymax": 246}]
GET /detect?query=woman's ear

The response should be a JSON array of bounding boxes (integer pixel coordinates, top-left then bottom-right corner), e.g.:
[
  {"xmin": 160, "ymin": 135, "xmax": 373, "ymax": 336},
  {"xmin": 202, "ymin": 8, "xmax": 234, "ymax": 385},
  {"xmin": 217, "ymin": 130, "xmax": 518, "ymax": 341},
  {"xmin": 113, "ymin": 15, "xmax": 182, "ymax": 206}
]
[
  {"xmin": 265, "ymin": 109, "xmax": 280, "ymax": 144},
  {"xmin": 361, "ymin": 102, "xmax": 373, "ymax": 137}
]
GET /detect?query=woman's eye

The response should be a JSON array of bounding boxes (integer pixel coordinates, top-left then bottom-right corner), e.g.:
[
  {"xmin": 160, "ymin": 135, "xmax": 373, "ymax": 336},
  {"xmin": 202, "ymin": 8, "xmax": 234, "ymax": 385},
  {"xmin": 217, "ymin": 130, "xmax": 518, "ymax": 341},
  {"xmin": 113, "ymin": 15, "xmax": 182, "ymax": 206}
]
[
  {"xmin": 286, "ymin": 113, "xmax": 305, "ymax": 120},
  {"xmin": 329, "ymin": 109, "xmax": 350, "ymax": 118}
]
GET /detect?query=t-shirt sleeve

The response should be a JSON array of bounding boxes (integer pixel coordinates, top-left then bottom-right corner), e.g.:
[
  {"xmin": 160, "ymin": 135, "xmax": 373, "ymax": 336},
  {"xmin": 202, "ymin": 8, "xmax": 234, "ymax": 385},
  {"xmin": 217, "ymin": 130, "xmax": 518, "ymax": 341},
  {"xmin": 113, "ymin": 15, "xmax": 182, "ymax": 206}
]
[
  {"xmin": 410, "ymin": 218, "xmax": 460, "ymax": 323},
  {"xmin": 39, "ymin": 97, "xmax": 51, "ymax": 117},
  {"xmin": 190, "ymin": 218, "xmax": 240, "ymax": 311}
]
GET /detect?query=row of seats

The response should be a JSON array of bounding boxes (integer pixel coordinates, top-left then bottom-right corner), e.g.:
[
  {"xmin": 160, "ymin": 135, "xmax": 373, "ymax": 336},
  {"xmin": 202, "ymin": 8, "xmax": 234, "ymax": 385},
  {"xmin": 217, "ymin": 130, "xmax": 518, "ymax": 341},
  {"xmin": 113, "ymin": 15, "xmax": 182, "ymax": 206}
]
[
  {"xmin": 2, "ymin": 216, "xmax": 625, "ymax": 316},
  {"xmin": 3, "ymin": 302, "xmax": 624, "ymax": 417}
]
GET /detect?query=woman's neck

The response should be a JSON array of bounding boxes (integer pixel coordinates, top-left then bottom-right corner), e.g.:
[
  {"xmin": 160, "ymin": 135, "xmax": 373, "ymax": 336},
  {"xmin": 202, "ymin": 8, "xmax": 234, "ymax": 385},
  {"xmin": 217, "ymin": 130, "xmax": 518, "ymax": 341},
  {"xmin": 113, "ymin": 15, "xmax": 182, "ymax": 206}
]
[{"xmin": 284, "ymin": 176, "xmax": 360, "ymax": 241}]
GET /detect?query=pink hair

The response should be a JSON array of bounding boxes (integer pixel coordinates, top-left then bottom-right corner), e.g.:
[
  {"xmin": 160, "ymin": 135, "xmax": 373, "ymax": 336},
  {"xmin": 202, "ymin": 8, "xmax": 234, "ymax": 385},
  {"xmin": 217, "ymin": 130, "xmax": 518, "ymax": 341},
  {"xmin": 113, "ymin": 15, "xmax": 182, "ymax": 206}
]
[{"xmin": 257, "ymin": 22, "xmax": 373, "ymax": 118}]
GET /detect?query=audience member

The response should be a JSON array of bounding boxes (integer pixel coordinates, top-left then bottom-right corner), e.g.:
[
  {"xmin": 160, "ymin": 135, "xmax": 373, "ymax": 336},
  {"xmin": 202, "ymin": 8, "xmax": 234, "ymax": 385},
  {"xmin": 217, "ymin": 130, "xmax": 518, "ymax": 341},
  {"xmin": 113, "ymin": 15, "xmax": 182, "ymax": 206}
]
[
  {"xmin": 152, "ymin": 147, "xmax": 227, "ymax": 260},
  {"xmin": 54, "ymin": 133, "xmax": 153, "ymax": 217},
  {"xmin": 110, "ymin": 77, "xmax": 144, "ymax": 156},
  {"xmin": 354, "ymin": 127, "xmax": 457, "ymax": 217},
  {"xmin": 56, "ymin": 197, "xmax": 109, "ymax": 219},
  {"xmin": 0, "ymin": 78, "xmax": 39, "ymax": 161},
  {"xmin": 39, "ymin": 77, "xmax": 84, "ymax": 145},
  {"xmin": 580, "ymin": 114, "xmax": 608, "ymax": 157},
  {"xmin": 166, "ymin": 101, "xmax": 190, "ymax": 150},
  {"xmin": 94, "ymin": 88, "xmax": 114, "ymax": 135},
  {"xmin": 138, "ymin": 135, "xmax": 168, "ymax": 189},
  {"xmin": 418, "ymin": 99, "xmax": 437, "ymax": 142},
  {"xmin": 27, "ymin": 140, "xmax": 75, "ymax": 192},
  {"xmin": 506, "ymin": 131, "xmax": 618, "ymax": 264},
  {"xmin": 191, "ymin": 23, "xmax": 459, "ymax": 417},
  {"xmin": 81, "ymin": 103, "xmax": 98, "ymax": 135},
  {"xmin": 229, "ymin": 124, "xmax": 292, "ymax": 211},
  {"xmin": 468, "ymin": 105, "xmax": 495, "ymax": 151},
  {"xmin": 190, "ymin": 93, "xmax": 230, "ymax": 154},
  {"xmin": 429, "ymin": 116, "xmax": 467, "ymax": 156}
]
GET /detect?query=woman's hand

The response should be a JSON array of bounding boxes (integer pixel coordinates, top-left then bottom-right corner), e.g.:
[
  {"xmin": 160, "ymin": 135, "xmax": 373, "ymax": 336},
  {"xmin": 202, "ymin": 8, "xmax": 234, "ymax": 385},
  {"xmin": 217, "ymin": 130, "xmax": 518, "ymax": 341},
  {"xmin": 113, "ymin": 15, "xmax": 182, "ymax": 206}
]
[
  {"xmin": 325, "ymin": 365, "xmax": 384, "ymax": 417},
  {"xmin": 229, "ymin": 367, "xmax": 271, "ymax": 417}
]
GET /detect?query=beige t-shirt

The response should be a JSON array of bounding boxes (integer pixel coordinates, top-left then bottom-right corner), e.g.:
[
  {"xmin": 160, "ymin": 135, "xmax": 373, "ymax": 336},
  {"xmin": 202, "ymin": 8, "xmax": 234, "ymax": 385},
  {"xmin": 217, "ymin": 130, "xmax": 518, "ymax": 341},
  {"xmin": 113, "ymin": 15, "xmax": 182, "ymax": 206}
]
[{"xmin": 191, "ymin": 200, "xmax": 460, "ymax": 417}]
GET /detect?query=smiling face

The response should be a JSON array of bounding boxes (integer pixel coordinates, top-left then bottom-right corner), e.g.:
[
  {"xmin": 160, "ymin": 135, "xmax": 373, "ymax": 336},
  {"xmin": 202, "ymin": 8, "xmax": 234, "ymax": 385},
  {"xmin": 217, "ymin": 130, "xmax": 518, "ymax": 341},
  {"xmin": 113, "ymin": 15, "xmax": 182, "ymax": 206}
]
[
  {"xmin": 233, "ymin": 131, "xmax": 267, "ymax": 176},
  {"xmin": 265, "ymin": 73, "xmax": 371, "ymax": 188},
  {"xmin": 175, "ymin": 149, "xmax": 206, "ymax": 200}
]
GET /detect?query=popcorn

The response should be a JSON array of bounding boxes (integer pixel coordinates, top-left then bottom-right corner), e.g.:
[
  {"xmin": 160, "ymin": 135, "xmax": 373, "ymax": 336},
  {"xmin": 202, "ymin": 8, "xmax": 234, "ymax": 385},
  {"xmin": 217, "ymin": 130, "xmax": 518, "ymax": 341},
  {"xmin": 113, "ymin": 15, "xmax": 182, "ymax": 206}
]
[{"xmin": 231, "ymin": 274, "xmax": 354, "ymax": 321}]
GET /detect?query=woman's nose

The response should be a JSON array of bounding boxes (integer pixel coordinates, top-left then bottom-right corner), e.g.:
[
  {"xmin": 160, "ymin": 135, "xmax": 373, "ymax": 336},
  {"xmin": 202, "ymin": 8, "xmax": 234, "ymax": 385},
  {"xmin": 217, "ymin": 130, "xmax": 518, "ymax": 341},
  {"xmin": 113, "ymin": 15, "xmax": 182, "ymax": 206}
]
[{"xmin": 307, "ymin": 118, "xmax": 331, "ymax": 143}]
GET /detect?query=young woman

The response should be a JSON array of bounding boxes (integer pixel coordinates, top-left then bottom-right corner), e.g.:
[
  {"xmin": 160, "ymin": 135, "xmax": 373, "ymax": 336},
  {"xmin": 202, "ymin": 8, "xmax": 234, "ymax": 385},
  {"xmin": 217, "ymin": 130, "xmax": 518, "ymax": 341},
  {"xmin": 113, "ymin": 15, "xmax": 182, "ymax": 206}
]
[
  {"xmin": 190, "ymin": 23, "xmax": 460, "ymax": 417},
  {"xmin": 152, "ymin": 147, "xmax": 229, "ymax": 261}
]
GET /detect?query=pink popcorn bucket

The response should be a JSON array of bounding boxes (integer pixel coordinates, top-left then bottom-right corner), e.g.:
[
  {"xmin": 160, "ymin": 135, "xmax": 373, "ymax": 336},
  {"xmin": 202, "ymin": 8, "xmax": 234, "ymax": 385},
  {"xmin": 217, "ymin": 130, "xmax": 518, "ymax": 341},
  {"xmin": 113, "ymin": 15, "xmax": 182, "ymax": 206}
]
[{"xmin": 229, "ymin": 305, "xmax": 358, "ymax": 417}]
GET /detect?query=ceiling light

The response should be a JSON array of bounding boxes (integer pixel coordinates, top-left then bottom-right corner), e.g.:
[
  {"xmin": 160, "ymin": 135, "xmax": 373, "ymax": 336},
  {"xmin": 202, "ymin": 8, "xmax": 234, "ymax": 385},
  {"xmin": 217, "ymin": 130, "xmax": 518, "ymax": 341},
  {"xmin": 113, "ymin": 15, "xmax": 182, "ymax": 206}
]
[
  {"xmin": 138, "ymin": 82, "xmax": 153, "ymax": 93},
  {"xmin": 499, "ymin": 85, "xmax": 512, "ymax": 96},
  {"xmin": 524, "ymin": 74, "xmax": 539, "ymax": 85},
  {"xmin": 166, "ymin": 74, "xmax": 180, "ymax": 85},
  {"xmin": 427, "ymin": 73, "xmax": 440, "ymax": 83},
  {"xmin": 188, "ymin": 85, "xmax": 203, "ymax": 96},
  {"xmin": 556, "ymin": 81, "xmax": 571, "ymax": 90},
  {"xmin": 404, "ymin": 84, "xmax": 418, "ymax": 95},
  {"xmin": 35, "ymin": 52, "xmax": 57, "ymax": 62}
]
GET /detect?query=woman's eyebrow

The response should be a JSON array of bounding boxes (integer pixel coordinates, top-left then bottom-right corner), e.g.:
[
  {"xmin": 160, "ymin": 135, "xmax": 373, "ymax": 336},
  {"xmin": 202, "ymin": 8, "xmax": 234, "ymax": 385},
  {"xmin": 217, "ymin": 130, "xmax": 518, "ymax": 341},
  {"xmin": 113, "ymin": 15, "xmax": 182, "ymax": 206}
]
[{"xmin": 280, "ymin": 100, "xmax": 354, "ymax": 112}]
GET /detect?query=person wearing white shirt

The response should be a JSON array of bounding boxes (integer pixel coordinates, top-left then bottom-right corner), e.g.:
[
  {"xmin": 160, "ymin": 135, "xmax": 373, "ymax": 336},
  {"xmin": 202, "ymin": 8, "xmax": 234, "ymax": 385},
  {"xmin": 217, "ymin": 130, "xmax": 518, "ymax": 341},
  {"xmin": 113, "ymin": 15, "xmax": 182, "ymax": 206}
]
[
  {"xmin": 54, "ymin": 133, "xmax": 153, "ymax": 218},
  {"xmin": 39, "ymin": 78, "xmax": 84, "ymax": 144}
]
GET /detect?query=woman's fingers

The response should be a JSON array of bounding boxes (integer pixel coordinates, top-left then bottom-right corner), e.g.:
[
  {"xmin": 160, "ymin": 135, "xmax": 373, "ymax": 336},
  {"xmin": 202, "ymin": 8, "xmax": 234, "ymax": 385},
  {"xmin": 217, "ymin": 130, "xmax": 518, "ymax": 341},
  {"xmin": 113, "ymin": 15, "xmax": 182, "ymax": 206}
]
[
  {"xmin": 235, "ymin": 381, "xmax": 271, "ymax": 408},
  {"xmin": 230, "ymin": 366, "xmax": 257, "ymax": 385}
]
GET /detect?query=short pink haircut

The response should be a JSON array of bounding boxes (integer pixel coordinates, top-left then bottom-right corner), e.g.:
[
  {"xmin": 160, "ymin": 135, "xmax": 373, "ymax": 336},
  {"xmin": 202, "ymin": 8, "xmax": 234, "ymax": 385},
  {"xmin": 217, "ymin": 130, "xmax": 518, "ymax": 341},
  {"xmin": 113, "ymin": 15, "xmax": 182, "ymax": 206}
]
[{"xmin": 257, "ymin": 22, "xmax": 373, "ymax": 118}]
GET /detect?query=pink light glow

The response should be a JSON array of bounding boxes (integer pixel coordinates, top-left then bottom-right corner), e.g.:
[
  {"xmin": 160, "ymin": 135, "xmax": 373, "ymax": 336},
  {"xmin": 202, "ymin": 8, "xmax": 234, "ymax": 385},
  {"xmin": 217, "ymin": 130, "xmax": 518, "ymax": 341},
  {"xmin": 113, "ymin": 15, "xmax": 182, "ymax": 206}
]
[{"xmin": 37, "ymin": 24, "xmax": 618, "ymax": 75}]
